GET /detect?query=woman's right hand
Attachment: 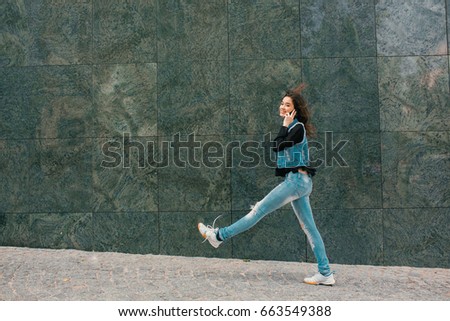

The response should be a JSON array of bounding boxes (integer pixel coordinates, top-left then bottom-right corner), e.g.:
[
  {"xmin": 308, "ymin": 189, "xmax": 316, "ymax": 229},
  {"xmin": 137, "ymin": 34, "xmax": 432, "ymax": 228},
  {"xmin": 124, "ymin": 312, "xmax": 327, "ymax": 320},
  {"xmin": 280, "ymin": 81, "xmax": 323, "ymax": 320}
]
[{"xmin": 283, "ymin": 110, "xmax": 296, "ymax": 127}]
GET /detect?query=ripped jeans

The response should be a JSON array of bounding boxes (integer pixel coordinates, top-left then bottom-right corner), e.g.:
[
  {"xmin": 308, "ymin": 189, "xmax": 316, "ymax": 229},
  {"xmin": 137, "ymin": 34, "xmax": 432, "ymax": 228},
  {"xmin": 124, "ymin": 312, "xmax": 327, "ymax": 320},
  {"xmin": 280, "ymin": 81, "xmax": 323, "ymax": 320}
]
[{"xmin": 218, "ymin": 171, "xmax": 331, "ymax": 276}]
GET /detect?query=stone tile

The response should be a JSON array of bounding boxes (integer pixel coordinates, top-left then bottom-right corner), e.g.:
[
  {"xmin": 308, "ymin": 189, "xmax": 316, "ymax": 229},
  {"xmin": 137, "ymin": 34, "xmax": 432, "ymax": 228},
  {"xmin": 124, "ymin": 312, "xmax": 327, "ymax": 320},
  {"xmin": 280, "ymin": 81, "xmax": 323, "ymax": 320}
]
[
  {"xmin": 38, "ymin": 96, "xmax": 94, "ymax": 139},
  {"xmin": 231, "ymin": 210, "xmax": 307, "ymax": 262},
  {"xmin": 158, "ymin": 60, "xmax": 229, "ymax": 136},
  {"xmin": 0, "ymin": 140, "xmax": 32, "ymax": 213},
  {"xmin": 28, "ymin": 213, "xmax": 93, "ymax": 251},
  {"xmin": 381, "ymin": 131, "xmax": 449, "ymax": 208},
  {"xmin": 384, "ymin": 208, "xmax": 450, "ymax": 268},
  {"xmin": 0, "ymin": 213, "xmax": 93, "ymax": 251},
  {"xmin": 1, "ymin": 66, "xmax": 93, "ymax": 140},
  {"xmin": 92, "ymin": 212, "xmax": 158, "ymax": 254},
  {"xmin": 93, "ymin": 64, "xmax": 157, "ymax": 137},
  {"xmin": 310, "ymin": 132, "xmax": 382, "ymax": 209},
  {"xmin": 157, "ymin": 0, "xmax": 228, "ymax": 61},
  {"xmin": 448, "ymin": 0, "xmax": 450, "ymax": 52},
  {"xmin": 229, "ymin": 59, "xmax": 302, "ymax": 135},
  {"xmin": 0, "ymin": 0, "xmax": 92, "ymax": 66},
  {"xmin": 158, "ymin": 134, "xmax": 231, "ymax": 212},
  {"xmin": 302, "ymin": 57, "xmax": 379, "ymax": 132},
  {"xmin": 1, "ymin": 96, "xmax": 35, "ymax": 139},
  {"xmin": 0, "ymin": 214, "xmax": 31, "ymax": 247},
  {"xmin": 0, "ymin": 65, "xmax": 91, "ymax": 97},
  {"xmin": 379, "ymin": 56, "xmax": 450, "ymax": 131},
  {"xmin": 310, "ymin": 209, "xmax": 384, "ymax": 266},
  {"xmin": 27, "ymin": 138, "xmax": 94, "ymax": 213},
  {"xmin": 160, "ymin": 211, "xmax": 232, "ymax": 258},
  {"xmin": 301, "ymin": 0, "xmax": 376, "ymax": 57},
  {"xmin": 93, "ymin": 0, "xmax": 157, "ymax": 63},
  {"xmin": 1, "ymin": 95, "xmax": 94, "ymax": 140},
  {"xmin": 229, "ymin": 0, "xmax": 300, "ymax": 59},
  {"xmin": 0, "ymin": 65, "xmax": 92, "ymax": 140},
  {"xmin": 92, "ymin": 137, "xmax": 158, "ymax": 213},
  {"xmin": 376, "ymin": 0, "xmax": 448, "ymax": 56}
]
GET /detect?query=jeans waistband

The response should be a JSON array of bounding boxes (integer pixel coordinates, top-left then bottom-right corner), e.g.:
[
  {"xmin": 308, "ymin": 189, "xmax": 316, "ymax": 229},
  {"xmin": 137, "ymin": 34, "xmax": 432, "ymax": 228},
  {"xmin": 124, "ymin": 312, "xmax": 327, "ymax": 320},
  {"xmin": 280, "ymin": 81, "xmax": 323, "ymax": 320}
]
[{"xmin": 285, "ymin": 169, "xmax": 310, "ymax": 178}]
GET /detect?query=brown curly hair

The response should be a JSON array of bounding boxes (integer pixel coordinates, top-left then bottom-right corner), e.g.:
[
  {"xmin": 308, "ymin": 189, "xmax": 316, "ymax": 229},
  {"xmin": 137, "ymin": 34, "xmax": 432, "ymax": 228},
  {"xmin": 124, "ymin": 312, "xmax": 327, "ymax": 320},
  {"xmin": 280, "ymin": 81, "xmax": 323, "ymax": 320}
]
[{"xmin": 283, "ymin": 83, "xmax": 316, "ymax": 138}]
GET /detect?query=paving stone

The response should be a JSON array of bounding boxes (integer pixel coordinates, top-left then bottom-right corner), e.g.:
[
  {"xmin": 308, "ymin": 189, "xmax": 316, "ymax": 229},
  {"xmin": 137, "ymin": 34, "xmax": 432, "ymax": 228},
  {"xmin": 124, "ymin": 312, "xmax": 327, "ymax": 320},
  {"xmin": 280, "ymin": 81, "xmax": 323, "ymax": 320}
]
[{"xmin": 0, "ymin": 247, "xmax": 449, "ymax": 301}]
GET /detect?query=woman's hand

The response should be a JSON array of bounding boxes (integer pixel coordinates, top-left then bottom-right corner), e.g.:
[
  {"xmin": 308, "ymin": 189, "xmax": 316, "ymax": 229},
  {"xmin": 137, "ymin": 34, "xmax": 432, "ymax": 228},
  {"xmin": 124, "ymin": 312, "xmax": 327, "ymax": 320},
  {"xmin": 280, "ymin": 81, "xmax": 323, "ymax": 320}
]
[{"xmin": 283, "ymin": 110, "xmax": 296, "ymax": 127}]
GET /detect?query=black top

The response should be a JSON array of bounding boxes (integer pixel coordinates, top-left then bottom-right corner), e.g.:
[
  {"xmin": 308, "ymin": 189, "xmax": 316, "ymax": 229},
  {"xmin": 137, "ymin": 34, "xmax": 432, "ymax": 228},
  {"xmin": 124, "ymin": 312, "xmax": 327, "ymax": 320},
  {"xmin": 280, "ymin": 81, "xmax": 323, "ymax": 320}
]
[{"xmin": 272, "ymin": 123, "xmax": 316, "ymax": 177}]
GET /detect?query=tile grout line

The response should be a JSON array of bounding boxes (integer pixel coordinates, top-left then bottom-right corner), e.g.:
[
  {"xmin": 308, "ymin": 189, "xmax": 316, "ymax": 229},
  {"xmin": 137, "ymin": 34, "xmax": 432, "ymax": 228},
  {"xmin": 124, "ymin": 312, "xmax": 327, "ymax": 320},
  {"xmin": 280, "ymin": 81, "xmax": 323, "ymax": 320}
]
[
  {"xmin": 446, "ymin": 0, "xmax": 450, "ymax": 94},
  {"xmin": 299, "ymin": 0, "xmax": 308, "ymax": 263},
  {"xmin": 372, "ymin": 0, "xmax": 386, "ymax": 266},
  {"xmin": 227, "ymin": 0, "xmax": 234, "ymax": 260},
  {"xmin": 90, "ymin": 0, "xmax": 95, "ymax": 251},
  {"xmin": 155, "ymin": 0, "xmax": 161, "ymax": 256}
]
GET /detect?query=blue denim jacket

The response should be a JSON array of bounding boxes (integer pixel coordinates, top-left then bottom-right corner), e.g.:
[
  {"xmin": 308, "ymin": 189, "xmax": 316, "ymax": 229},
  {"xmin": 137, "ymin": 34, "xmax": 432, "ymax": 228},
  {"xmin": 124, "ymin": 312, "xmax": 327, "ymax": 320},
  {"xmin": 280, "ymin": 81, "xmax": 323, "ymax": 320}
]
[{"xmin": 276, "ymin": 119, "xmax": 310, "ymax": 169}]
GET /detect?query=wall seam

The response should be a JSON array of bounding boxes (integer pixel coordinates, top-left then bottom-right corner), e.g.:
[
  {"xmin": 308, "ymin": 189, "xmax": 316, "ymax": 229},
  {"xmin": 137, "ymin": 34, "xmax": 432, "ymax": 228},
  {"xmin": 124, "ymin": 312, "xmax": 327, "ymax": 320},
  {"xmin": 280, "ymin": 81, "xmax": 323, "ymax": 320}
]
[
  {"xmin": 226, "ymin": 0, "xmax": 235, "ymax": 259},
  {"xmin": 372, "ymin": 0, "xmax": 386, "ymax": 266},
  {"xmin": 155, "ymin": 0, "xmax": 161, "ymax": 255}
]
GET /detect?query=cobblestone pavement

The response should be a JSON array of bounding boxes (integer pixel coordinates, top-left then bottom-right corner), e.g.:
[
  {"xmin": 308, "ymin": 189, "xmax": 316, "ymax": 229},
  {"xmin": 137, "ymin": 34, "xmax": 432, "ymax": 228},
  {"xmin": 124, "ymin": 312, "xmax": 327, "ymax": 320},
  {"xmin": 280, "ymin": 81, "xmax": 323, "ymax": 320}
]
[{"xmin": 1, "ymin": 247, "xmax": 449, "ymax": 301}]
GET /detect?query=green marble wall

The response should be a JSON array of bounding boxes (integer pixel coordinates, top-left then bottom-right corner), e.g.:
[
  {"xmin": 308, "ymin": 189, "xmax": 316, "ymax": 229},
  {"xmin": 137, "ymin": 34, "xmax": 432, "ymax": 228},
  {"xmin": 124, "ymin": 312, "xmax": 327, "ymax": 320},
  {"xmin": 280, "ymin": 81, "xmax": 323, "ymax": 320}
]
[{"xmin": 1, "ymin": 0, "xmax": 449, "ymax": 268}]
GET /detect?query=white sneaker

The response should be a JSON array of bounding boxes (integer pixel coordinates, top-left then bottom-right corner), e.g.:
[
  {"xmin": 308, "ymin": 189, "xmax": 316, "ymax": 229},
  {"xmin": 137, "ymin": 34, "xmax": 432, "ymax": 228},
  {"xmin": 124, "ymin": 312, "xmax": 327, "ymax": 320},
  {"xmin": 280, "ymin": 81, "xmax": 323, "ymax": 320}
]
[
  {"xmin": 304, "ymin": 272, "xmax": 335, "ymax": 286},
  {"xmin": 198, "ymin": 223, "xmax": 222, "ymax": 248}
]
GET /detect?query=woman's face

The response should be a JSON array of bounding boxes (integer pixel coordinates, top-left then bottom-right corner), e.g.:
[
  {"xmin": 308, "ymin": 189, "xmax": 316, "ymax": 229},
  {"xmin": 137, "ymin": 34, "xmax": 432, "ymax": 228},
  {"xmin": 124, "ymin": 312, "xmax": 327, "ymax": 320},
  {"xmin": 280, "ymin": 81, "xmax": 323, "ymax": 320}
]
[{"xmin": 279, "ymin": 96, "xmax": 295, "ymax": 117}]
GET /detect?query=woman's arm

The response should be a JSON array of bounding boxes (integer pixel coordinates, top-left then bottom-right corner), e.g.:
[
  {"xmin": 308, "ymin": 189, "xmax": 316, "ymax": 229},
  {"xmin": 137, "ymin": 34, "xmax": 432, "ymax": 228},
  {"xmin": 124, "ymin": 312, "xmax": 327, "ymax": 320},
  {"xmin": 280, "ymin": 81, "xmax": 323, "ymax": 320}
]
[{"xmin": 272, "ymin": 123, "xmax": 305, "ymax": 152}]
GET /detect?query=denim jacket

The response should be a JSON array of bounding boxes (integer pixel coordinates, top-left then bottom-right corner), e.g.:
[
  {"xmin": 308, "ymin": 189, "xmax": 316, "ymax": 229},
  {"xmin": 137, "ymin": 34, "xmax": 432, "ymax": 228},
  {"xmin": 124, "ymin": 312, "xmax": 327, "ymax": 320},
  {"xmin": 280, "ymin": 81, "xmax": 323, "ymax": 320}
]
[{"xmin": 276, "ymin": 119, "xmax": 310, "ymax": 169}]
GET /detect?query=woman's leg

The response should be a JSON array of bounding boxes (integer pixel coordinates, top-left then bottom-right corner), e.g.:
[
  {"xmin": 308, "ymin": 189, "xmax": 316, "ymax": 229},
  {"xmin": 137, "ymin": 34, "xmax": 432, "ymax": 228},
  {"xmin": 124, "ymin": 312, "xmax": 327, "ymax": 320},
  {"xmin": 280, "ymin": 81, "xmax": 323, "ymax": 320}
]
[
  {"xmin": 291, "ymin": 195, "xmax": 331, "ymax": 276},
  {"xmin": 219, "ymin": 176, "xmax": 299, "ymax": 241}
]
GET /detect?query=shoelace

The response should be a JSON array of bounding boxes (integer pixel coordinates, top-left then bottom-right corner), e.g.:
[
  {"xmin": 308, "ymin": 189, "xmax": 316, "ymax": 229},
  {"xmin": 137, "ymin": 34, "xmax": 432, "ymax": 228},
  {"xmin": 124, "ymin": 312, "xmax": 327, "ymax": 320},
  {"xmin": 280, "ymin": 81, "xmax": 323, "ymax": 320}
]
[{"xmin": 201, "ymin": 214, "xmax": 222, "ymax": 244}]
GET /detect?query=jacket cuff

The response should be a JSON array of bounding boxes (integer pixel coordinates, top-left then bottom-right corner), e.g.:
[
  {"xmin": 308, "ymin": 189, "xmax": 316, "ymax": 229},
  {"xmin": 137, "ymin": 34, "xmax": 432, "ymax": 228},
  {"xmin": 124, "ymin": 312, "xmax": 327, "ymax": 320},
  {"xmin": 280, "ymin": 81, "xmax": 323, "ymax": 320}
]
[{"xmin": 277, "ymin": 126, "xmax": 288, "ymax": 136}]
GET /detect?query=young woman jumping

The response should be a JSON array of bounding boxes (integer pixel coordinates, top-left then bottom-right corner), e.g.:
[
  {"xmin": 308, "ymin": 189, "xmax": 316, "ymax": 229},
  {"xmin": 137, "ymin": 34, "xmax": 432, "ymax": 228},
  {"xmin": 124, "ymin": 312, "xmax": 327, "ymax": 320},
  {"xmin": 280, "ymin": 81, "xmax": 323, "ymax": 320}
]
[{"xmin": 198, "ymin": 84, "xmax": 335, "ymax": 286}]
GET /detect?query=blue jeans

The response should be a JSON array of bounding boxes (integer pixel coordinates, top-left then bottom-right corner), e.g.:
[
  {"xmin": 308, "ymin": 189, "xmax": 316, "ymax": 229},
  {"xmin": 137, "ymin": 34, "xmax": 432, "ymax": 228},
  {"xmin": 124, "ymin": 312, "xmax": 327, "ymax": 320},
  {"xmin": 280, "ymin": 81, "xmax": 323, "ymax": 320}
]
[{"xmin": 219, "ymin": 171, "xmax": 331, "ymax": 276}]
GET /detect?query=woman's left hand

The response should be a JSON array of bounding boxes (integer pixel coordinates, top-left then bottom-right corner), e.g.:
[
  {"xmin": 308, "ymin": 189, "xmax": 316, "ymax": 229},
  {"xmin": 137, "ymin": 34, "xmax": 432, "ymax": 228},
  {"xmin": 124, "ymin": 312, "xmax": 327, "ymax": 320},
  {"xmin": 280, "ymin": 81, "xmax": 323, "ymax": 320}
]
[{"xmin": 283, "ymin": 110, "xmax": 296, "ymax": 127}]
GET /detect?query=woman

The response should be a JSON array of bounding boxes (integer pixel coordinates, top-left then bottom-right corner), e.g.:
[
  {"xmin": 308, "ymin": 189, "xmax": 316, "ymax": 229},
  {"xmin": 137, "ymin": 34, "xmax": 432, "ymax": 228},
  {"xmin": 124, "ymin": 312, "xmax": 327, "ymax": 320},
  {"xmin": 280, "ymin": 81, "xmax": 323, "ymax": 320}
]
[{"xmin": 198, "ymin": 84, "xmax": 335, "ymax": 286}]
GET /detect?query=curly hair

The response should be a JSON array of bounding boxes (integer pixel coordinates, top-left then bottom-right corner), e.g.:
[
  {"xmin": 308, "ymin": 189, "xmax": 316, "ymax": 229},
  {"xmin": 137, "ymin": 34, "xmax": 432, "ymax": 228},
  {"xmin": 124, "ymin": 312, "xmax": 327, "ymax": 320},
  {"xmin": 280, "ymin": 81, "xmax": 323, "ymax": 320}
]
[{"xmin": 283, "ymin": 83, "xmax": 316, "ymax": 138}]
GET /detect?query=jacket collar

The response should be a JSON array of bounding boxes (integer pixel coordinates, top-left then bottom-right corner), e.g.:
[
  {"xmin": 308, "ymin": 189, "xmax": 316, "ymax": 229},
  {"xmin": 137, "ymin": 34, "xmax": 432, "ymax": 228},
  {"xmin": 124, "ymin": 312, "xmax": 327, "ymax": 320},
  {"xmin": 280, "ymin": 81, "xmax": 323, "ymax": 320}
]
[{"xmin": 287, "ymin": 118, "xmax": 299, "ymax": 131}]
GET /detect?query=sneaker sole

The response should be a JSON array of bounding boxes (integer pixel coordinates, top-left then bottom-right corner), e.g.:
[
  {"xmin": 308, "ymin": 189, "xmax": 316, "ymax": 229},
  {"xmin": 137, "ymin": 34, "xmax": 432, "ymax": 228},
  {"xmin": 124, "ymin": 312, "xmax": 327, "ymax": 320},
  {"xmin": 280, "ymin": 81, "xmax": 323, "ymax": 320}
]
[{"xmin": 304, "ymin": 280, "xmax": 335, "ymax": 286}]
